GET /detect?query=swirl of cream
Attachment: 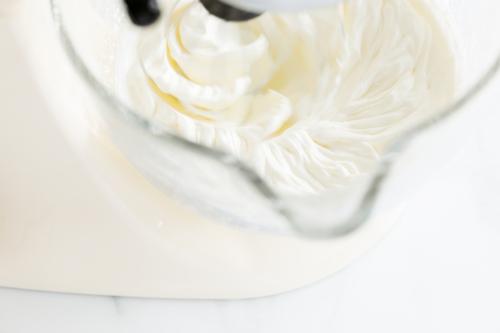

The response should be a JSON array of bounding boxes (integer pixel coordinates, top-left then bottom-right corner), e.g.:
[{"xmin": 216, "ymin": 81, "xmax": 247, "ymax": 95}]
[
  {"xmin": 124, "ymin": 0, "xmax": 292, "ymax": 160},
  {"xmin": 118, "ymin": 0, "xmax": 459, "ymax": 194}
]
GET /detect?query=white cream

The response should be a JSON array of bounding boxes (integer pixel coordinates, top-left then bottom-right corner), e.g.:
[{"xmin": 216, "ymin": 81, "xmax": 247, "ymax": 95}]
[{"xmin": 116, "ymin": 0, "xmax": 458, "ymax": 195}]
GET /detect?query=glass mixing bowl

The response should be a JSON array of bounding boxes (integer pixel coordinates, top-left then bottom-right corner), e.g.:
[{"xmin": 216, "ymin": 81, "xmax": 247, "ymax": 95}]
[{"xmin": 50, "ymin": 0, "xmax": 500, "ymax": 237}]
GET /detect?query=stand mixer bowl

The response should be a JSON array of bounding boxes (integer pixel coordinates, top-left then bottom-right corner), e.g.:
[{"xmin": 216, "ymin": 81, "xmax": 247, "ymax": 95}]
[{"xmin": 50, "ymin": 0, "xmax": 500, "ymax": 237}]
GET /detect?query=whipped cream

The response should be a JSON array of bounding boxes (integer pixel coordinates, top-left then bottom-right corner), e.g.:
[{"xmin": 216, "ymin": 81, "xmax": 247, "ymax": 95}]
[{"xmin": 116, "ymin": 0, "xmax": 458, "ymax": 195}]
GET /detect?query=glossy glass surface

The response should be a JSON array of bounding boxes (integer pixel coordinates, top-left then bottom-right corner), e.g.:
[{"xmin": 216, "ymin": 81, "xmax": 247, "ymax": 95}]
[{"xmin": 51, "ymin": 0, "xmax": 500, "ymax": 237}]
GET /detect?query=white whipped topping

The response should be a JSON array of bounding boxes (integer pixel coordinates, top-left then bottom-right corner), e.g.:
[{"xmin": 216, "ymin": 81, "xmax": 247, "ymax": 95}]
[{"xmin": 116, "ymin": 0, "xmax": 458, "ymax": 195}]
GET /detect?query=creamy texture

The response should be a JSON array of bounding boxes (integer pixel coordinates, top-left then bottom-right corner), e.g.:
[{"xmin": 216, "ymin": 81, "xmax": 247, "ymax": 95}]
[{"xmin": 116, "ymin": 0, "xmax": 457, "ymax": 195}]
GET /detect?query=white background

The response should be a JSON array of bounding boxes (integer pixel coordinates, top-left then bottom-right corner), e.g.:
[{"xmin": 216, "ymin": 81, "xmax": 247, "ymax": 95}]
[{"xmin": 2, "ymin": 1, "xmax": 500, "ymax": 332}]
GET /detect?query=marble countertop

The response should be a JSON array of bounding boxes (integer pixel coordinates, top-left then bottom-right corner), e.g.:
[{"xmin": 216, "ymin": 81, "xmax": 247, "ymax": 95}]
[{"xmin": 2, "ymin": 1, "xmax": 500, "ymax": 332}]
